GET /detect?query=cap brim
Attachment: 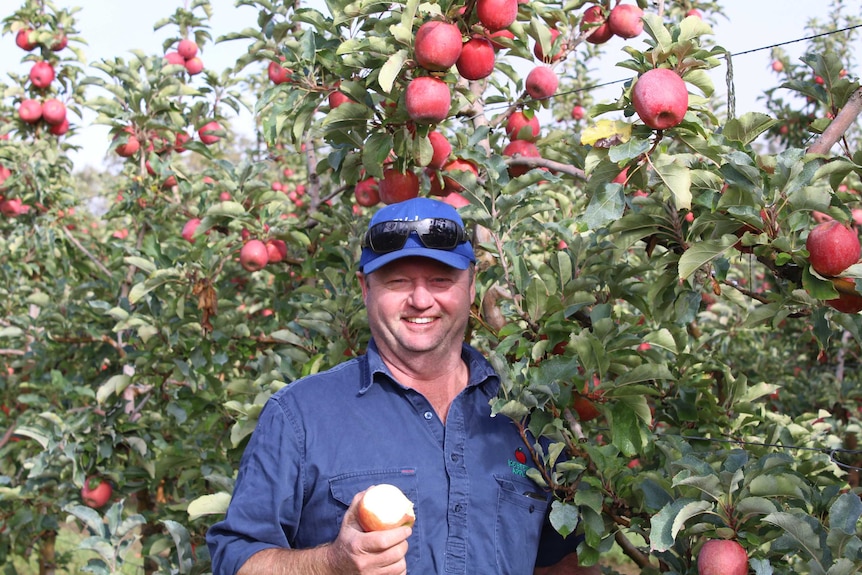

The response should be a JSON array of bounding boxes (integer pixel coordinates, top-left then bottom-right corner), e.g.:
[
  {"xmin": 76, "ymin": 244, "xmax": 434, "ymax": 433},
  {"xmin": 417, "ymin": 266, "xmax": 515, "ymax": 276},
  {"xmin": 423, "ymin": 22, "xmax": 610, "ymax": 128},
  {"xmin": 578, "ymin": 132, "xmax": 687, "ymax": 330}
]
[{"xmin": 360, "ymin": 245, "xmax": 473, "ymax": 274}]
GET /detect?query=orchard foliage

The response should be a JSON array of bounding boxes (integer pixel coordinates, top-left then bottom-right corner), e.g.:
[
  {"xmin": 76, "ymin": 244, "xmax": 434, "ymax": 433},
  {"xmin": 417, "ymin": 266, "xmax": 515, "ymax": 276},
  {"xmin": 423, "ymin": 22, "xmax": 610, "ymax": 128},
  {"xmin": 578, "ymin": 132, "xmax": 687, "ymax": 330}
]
[{"xmin": 2, "ymin": 0, "xmax": 862, "ymax": 574}]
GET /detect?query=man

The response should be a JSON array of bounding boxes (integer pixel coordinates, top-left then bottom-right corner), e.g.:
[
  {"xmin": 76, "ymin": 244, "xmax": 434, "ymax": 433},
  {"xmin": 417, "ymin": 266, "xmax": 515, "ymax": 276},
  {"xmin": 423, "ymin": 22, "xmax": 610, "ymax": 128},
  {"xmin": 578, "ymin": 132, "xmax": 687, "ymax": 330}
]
[{"xmin": 207, "ymin": 197, "xmax": 595, "ymax": 574}]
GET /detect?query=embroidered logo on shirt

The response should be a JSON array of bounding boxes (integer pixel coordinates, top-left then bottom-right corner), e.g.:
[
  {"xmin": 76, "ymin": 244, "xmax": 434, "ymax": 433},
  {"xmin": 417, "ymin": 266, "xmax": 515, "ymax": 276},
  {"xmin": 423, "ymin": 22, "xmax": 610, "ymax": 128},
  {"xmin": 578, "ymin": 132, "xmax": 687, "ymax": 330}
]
[{"xmin": 508, "ymin": 448, "xmax": 530, "ymax": 477}]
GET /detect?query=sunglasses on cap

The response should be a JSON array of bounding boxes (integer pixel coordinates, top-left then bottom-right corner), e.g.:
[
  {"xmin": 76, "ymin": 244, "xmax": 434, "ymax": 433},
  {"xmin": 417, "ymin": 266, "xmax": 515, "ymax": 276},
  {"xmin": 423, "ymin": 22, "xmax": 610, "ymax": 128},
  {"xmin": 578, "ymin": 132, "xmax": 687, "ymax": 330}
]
[{"xmin": 361, "ymin": 218, "xmax": 470, "ymax": 254}]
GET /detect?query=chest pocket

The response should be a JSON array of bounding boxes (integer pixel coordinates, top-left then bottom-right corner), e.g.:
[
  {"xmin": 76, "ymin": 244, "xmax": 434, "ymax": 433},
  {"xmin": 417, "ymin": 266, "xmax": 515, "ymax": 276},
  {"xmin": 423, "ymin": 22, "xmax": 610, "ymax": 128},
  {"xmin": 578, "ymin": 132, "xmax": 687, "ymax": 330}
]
[
  {"xmin": 494, "ymin": 474, "xmax": 551, "ymax": 574},
  {"xmin": 329, "ymin": 469, "xmax": 421, "ymax": 566}
]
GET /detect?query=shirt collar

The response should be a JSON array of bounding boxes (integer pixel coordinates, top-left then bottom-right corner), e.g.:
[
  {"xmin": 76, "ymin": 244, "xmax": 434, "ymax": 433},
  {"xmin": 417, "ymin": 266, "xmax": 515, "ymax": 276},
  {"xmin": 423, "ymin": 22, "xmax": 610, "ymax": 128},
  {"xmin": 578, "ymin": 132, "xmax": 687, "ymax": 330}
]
[{"xmin": 360, "ymin": 339, "xmax": 500, "ymax": 395}]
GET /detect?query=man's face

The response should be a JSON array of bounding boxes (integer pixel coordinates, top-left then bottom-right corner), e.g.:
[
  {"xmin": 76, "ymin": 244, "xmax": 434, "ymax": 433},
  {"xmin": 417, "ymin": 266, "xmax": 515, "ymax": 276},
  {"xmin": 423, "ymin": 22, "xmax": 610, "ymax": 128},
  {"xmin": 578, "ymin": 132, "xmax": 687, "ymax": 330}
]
[{"xmin": 359, "ymin": 257, "xmax": 475, "ymax": 365}]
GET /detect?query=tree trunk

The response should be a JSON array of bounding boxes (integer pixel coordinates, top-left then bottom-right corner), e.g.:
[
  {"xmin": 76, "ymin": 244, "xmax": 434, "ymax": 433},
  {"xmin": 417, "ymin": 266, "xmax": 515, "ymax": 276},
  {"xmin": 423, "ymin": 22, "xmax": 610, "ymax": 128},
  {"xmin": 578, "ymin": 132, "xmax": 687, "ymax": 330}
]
[{"xmin": 39, "ymin": 530, "xmax": 56, "ymax": 575}]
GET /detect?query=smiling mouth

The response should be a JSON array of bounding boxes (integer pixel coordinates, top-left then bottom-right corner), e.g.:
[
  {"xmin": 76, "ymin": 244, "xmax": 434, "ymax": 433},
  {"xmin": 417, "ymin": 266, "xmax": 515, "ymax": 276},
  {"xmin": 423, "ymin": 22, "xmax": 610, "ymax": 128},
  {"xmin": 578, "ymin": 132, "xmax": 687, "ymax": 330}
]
[{"xmin": 405, "ymin": 317, "xmax": 435, "ymax": 324}]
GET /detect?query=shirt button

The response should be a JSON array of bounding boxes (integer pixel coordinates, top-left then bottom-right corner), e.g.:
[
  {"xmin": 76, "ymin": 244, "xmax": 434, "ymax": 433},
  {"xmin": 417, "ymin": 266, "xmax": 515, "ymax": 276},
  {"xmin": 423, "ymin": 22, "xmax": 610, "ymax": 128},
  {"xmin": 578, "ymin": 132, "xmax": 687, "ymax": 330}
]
[
  {"xmin": 423, "ymin": 411, "xmax": 433, "ymax": 420},
  {"xmin": 450, "ymin": 453, "xmax": 459, "ymax": 462},
  {"xmin": 454, "ymin": 504, "xmax": 463, "ymax": 513}
]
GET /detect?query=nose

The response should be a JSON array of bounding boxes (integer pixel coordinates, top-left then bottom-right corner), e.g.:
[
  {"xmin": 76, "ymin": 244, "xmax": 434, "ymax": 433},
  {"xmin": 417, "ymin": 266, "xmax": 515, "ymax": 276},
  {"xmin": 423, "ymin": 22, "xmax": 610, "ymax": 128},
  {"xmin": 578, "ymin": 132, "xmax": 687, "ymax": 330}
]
[{"xmin": 407, "ymin": 280, "xmax": 433, "ymax": 309}]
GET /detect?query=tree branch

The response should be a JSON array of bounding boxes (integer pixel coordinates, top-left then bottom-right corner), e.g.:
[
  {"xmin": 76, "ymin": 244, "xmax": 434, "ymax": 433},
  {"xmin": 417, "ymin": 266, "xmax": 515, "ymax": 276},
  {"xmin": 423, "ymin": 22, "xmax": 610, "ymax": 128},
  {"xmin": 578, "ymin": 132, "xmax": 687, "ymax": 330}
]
[
  {"xmin": 807, "ymin": 87, "xmax": 862, "ymax": 156},
  {"xmin": 505, "ymin": 156, "xmax": 587, "ymax": 180}
]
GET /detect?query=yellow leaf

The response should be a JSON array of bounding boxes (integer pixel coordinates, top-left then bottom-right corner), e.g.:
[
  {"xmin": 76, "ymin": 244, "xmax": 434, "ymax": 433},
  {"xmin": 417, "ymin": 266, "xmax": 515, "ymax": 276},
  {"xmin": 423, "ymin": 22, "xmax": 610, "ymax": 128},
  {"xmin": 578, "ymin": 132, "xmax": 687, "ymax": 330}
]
[{"xmin": 581, "ymin": 120, "xmax": 633, "ymax": 147}]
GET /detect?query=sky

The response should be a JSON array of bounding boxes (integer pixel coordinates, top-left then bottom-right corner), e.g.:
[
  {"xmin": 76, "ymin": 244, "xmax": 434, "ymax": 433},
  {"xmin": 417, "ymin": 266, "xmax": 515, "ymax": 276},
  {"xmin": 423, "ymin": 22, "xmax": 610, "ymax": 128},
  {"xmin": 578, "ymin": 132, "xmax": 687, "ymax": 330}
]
[{"xmin": 2, "ymin": 0, "xmax": 860, "ymax": 171}]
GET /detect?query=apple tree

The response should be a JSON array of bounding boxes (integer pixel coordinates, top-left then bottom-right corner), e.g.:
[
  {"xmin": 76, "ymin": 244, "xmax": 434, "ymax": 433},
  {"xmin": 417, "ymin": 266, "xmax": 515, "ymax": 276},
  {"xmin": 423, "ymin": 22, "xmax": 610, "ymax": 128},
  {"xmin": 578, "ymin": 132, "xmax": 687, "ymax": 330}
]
[{"xmin": 2, "ymin": 0, "xmax": 862, "ymax": 574}]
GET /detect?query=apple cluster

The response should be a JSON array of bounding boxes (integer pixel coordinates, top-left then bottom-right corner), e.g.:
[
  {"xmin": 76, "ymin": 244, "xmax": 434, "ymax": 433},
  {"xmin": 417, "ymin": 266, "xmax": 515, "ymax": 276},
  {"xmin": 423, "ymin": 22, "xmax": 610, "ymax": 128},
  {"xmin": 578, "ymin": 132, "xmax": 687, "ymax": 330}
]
[
  {"xmin": 2, "ymin": 26, "xmax": 71, "ymax": 218},
  {"xmin": 164, "ymin": 38, "xmax": 205, "ymax": 76}
]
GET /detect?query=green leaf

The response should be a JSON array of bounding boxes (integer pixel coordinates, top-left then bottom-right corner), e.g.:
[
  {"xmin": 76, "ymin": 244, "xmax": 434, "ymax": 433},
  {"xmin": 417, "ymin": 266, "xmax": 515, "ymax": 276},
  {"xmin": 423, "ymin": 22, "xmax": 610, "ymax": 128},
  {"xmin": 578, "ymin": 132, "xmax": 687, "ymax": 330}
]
[
  {"xmin": 583, "ymin": 183, "xmax": 625, "ymax": 230},
  {"xmin": 749, "ymin": 473, "xmax": 807, "ymax": 499},
  {"xmin": 379, "ymin": 49, "xmax": 407, "ymax": 94},
  {"xmin": 206, "ymin": 200, "xmax": 247, "ymax": 218},
  {"xmin": 548, "ymin": 500, "xmax": 581, "ymax": 538},
  {"xmin": 123, "ymin": 256, "xmax": 157, "ymax": 275},
  {"xmin": 650, "ymin": 498, "xmax": 714, "ymax": 552},
  {"xmin": 187, "ymin": 492, "xmax": 233, "ymax": 520},
  {"xmin": 678, "ymin": 235, "xmax": 738, "ymax": 280},
  {"xmin": 652, "ymin": 155, "xmax": 692, "ymax": 209},
  {"xmin": 641, "ymin": 13, "xmax": 672, "ymax": 53},
  {"xmin": 96, "ymin": 374, "xmax": 132, "ymax": 404},
  {"xmin": 763, "ymin": 512, "xmax": 824, "ymax": 568},
  {"xmin": 723, "ymin": 113, "xmax": 779, "ymax": 145}
]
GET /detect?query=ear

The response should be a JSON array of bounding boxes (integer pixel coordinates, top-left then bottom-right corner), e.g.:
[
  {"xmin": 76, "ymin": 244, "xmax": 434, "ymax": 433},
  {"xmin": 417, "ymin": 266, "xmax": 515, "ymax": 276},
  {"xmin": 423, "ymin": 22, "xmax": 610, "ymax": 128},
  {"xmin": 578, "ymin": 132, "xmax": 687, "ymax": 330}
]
[{"xmin": 357, "ymin": 271, "xmax": 369, "ymax": 302}]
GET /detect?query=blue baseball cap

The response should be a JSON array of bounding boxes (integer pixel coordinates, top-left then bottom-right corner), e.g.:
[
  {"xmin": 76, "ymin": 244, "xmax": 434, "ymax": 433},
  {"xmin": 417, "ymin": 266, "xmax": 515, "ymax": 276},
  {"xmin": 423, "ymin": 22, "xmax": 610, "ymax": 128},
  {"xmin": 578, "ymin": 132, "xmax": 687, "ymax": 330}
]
[{"xmin": 359, "ymin": 198, "xmax": 476, "ymax": 274}]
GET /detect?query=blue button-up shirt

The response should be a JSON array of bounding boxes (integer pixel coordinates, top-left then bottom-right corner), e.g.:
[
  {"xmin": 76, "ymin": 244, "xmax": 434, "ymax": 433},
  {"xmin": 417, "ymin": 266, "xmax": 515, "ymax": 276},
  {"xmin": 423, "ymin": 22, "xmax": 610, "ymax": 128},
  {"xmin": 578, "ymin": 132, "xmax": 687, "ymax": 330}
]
[{"xmin": 207, "ymin": 340, "xmax": 574, "ymax": 574}]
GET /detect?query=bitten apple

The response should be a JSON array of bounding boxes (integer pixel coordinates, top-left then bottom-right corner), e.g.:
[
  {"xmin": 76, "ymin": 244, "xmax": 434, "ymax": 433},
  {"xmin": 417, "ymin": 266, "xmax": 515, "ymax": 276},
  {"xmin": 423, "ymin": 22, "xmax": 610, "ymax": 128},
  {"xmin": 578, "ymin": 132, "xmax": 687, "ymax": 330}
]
[
  {"xmin": 357, "ymin": 484, "xmax": 416, "ymax": 532},
  {"xmin": 631, "ymin": 68, "xmax": 689, "ymax": 130}
]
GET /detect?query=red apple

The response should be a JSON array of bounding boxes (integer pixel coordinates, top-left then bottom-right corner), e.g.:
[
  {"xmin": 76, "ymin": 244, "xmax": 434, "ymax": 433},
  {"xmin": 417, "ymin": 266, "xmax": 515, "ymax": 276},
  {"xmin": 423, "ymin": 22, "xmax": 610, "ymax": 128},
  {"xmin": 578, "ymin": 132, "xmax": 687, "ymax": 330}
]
[
  {"xmin": 115, "ymin": 127, "xmax": 140, "ymax": 157},
  {"xmin": 177, "ymin": 38, "xmax": 199, "ymax": 60},
  {"xmin": 268, "ymin": 60, "xmax": 291, "ymax": 84},
  {"xmin": 174, "ymin": 131, "xmax": 190, "ymax": 152},
  {"xmin": 0, "ymin": 165, "xmax": 11, "ymax": 189},
  {"xmin": 181, "ymin": 218, "xmax": 202, "ymax": 243},
  {"xmin": 0, "ymin": 198, "xmax": 28, "ymax": 218},
  {"xmin": 428, "ymin": 159, "xmax": 478, "ymax": 196},
  {"xmin": 505, "ymin": 110, "xmax": 540, "ymax": 141},
  {"xmin": 828, "ymin": 289, "xmax": 862, "ymax": 314},
  {"xmin": 573, "ymin": 395, "xmax": 601, "ymax": 421},
  {"xmin": 29, "ymin": 61, "xmax": 55, "ymax": 89},
  {"xmin": 164, "ymin": 51, "xmax": 185, "ymax": 66},
  {"xmin": 184, "ymin": 57, "xmax": 204, "ymax": 75},
  {"xmin": 631, "ymin": 68, "xmax": 689, "ymax": 130},
  {"xmin": 240, "ymin": 239, "xmax": 269, "ymax": 272},
  {"xmin": 487, "ymin": 29, "xmax": 515, "ymax": 50},
  {"xmin": 525, "ymin": 66, "xmax": 558, "ymax": 100},
  {"xmin": 533, "ymin": 29, "xmax": 565, "ymax": 63},
  {"xmin": 697, "ymin": 540, "xmax": 748, "ymax": 575},
  {"xmin": 354, "ymin": 177, "xmax": 380, "ymax": 207},
  {"xmin": 581, "ymin": 5, "xmax": 613, "ymax": 44},
  {"xmin": 807, "ymin": 220, "xmax": 861, "ymax": 276},
  {"xmin": 503, "ymin": 140, "xmax": 540, "ymax": 177},
  {"xmin": 51, "ymin": 33, "xmax": 68, "ymax": 51},
  {"xmin": 81, "ymin": 476, "xmax": 113, "ymax": 508},
  {"xmin": 17, "ymin": 99, "xmax": 42, "ymax": 124},
  {"xmin": 378, "ymin": 168, "xmax": 420, "ymax": 204},
  {"xmin": 456, "ymin": 36, "xmax": 495, "ymax": 80},
  {"xmin": 405, "ymin": 76, "xmax": 451, "ymax": 124},
  {"xmin": 414, "ymin": 21, "xmax": 463, "ymax": 72},
  {"xmin": 571, "ymin": 105, "xmax": 585, "ymax": 120},
  {"xmin": 772, "ymin": 60, "xmax": 784, "ymax": 73},
  {"xmin": 476, "ymin": 0, "xmax": 518, "ymax": 32},
  {"xmin": 198, "ymin": 121, "xmax": 222, "ymax": 145},
  {"xmin": 41, "ymin": 99, "xmax": 66, "ymax": 126},
  {"xmin": 608, "ymin": 3, "xmax": 644, "ymax": 38},
  {"xmin": 686, "ymin": 9, "xmax": 703, "ymax": 19},
  {"xmin": 16, "ymin": 29, "xmax": 36, "ymax": 51},
  {"xmin": 440, "ymin": 191, "xmax": 471, "ymax": 209},
  {"xmin": 49, "ymin": 117, "xmax": 70, "ymax": 136},
  {"xmin": 328, "ymin": 91, "xmax": 352, "ymax": 108},
  {"xmin": 428, "ymin": 131, "xmax": 452, "ymax": 170},
  {"xmin": 357, "ymin": 484, "xmax": 416, "ymax": 532},
  {"xmin": 266, "ymin": 239, "xmax": 288, "ymax": 263}
]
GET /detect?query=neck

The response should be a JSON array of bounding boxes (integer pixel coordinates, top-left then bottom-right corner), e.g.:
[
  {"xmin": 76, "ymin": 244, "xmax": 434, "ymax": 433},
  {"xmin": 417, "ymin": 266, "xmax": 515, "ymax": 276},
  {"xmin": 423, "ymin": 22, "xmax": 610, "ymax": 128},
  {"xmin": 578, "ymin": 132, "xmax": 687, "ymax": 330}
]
[{"xmin": 384, "ymin": 352, "xmax": 468, "ymax": 423}]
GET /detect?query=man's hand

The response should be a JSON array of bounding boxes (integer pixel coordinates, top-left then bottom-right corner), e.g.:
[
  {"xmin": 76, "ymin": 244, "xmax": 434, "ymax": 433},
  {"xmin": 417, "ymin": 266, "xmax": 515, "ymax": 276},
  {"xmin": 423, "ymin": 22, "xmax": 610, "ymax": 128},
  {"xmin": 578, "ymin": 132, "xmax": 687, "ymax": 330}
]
[
  {"xmin": 237, "ymin": 490, "xmax": 412, "ymax": 575},
  {"xmin": 325, "ymin": 490, "xmax": 412, "ymax": 574}
]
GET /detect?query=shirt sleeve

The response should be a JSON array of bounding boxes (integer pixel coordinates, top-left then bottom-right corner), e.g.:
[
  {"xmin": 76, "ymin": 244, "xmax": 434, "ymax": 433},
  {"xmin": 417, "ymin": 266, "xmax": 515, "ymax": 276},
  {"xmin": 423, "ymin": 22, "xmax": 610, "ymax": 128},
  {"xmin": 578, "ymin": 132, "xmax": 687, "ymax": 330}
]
[{"xmin": 206, "ymin": 398, "xmax": 305, "ymax": 575}]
